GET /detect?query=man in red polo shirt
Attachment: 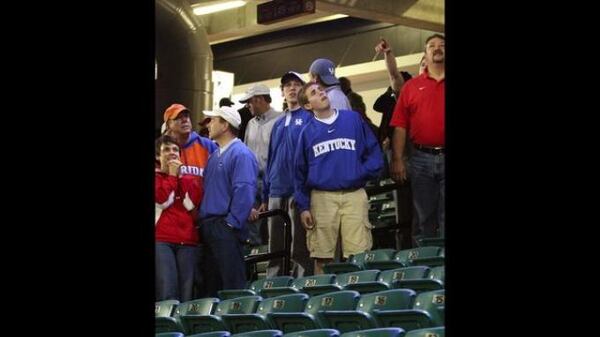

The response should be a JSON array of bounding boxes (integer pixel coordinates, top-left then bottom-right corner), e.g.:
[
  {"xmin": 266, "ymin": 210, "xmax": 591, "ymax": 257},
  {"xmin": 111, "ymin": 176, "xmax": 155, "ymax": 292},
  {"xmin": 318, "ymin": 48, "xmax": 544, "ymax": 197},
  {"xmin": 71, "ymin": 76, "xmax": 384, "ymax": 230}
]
[{"xmin": 390, "ymin": 34, "xmax": 445, "ymax": 242}]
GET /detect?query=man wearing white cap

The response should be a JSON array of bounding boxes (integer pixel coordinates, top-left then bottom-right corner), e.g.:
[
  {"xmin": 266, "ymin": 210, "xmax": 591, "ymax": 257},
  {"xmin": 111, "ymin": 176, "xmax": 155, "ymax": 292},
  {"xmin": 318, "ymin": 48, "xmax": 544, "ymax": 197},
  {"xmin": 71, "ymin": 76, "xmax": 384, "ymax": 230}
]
[
  {"xmin": 239, "ymin": 83, "xmax": 283, "ymax": 246},
  {"xmin": 308, "ymin": 58, "xmax": 351, "ymax": 111},
  {"xmin": 199, "ymin": 106, "xmax": 259, "ymax": 295}
]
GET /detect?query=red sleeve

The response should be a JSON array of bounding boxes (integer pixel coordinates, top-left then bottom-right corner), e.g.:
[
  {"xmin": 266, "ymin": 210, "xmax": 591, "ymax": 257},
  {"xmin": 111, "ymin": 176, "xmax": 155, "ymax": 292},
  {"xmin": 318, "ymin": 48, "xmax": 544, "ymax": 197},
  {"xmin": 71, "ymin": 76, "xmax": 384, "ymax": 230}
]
[
  {"xmin": 155, "ymin": 173, "xmax": 178, "ymax": 205},
  {"xmin": 179, "ymin": 175, "xmax": 203, "ymax": 211},
  {"xmin": 390, "ymin": 83, "xmax": 410, "ymax": 129}
]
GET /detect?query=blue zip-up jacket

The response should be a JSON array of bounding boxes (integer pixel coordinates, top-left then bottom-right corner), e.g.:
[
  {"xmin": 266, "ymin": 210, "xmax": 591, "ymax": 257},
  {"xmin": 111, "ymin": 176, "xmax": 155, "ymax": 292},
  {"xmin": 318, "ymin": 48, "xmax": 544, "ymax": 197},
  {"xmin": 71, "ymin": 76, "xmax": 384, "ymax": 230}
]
[
  {"xmin": 263, "ymin": 107, "xmax": 313, "ymax": 202},
  {"xmin": 200, "ymin": 139, "xmax": 259, "ymax": 234},
  {"xmin": 294, "ymin": 109, "xmax": 383, "ymax": 212}
]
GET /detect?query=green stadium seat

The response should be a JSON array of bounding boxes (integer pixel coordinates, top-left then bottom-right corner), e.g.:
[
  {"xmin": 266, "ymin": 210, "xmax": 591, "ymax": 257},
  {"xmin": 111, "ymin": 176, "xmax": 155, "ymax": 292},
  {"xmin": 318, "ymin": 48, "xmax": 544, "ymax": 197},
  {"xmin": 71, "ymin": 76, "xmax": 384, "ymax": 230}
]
[
  {"xmin": 269, "ymin": 290, "xmax": 360, "ymax": 333},
  {"xmin": 156, "ymin": 333, "xmax": 184, "ymax": 337},
  {"xmin": 320, "ymin": 289, "xmax": 416, "ymax": 333},
  {"xmin": 404, "ymin": 326, "xmax": 444, "ymax": 337},
  {"xmin": 156, "ymin": 298, "xmax": 221, "ymax": 333},
  {"xmin": 180, "ymin": 296, "xmax": 262, "ymax": 335},
  {"xmin": 222, "ymin": 293, "xmax": 309, "ymax": 333},
  {"xmin": 412, "ymin": 247, "xmax": 446, "ymax": 267},
  {"xmin": 393, "ymin": 267, "xmax": 443, "ymax": 293},
  {"xmin": 230, "ymin": 330, "xmax": 283, "ymax": 337},
  {"xmin": 261, "ymin": 274, "xmax": 337, "ymax": 298},
  {"xmin": 156, "ymin": 299, "xmax": 186, "ymax": 333},
  {"xmin": 283, "ymin": 328, "xmax": 340, "ymax": 337},
  {"xmin": 156, "ymin": 300, "xmax": 180, "ymax": 317},
  {"xmin": 338, "ymin": 270, "xmax": 383, "ymax": 294},
  {"xmin": 373, "ymin": 290, "xmax": 444, "ymax": 331},
  {"xmin": 340, "ymin": 327, "xmax": 405, "ymax": 337},
  {"xmin": 363, "ymin": 250, "xmax": 404, "ymax": 271},
  {"xmin": 393, "ymin": 247, "xmax": 441, "ymax": 267},
  {"xmin": 324, "ymin": 250, "xmax": 396, "ymax": 274},
  {"xmin": 219, "ymin": 277, "xmax": 295, "ymax": 300},
  {"xmin": 187, "ymin": 332, "xmax": 231, "ymax": 337}
]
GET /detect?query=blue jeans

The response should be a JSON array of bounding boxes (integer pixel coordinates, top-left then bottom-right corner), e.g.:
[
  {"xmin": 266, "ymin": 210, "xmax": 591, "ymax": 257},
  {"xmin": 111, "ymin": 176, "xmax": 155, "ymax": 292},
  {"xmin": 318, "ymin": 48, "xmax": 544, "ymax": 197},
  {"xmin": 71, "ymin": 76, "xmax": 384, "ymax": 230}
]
[
  {"xmin": 408, "ymin": 149, "xmax": 445, "ymax": 240},
  {"xmin": 155, "ymin": 242, "xmax": 199, "ymax": 302}
]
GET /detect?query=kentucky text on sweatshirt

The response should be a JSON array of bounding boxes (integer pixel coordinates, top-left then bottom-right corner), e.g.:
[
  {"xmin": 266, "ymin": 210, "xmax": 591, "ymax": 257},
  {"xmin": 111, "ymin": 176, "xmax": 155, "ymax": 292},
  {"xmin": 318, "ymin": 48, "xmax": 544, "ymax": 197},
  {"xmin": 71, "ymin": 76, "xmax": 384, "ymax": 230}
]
[{"xmin": 294, "ymin": 109, "xmax": 383, "ymax": 212}]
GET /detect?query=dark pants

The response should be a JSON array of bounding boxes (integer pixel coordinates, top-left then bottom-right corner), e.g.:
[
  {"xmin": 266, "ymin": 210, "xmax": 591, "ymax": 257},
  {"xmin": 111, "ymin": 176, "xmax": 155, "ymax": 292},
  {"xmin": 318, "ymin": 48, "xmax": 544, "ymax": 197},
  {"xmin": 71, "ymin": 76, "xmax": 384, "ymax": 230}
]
[
  {"xmin": 200, "ymin": 217, "xmax": 247, "ymax": 297},
  {"xmin": 267, "ymin": 196, "xmax": 313, "ymax": 278},
  {"xmin": 408, "ymin": 149, "xmax": 445, "ymax": 242}
]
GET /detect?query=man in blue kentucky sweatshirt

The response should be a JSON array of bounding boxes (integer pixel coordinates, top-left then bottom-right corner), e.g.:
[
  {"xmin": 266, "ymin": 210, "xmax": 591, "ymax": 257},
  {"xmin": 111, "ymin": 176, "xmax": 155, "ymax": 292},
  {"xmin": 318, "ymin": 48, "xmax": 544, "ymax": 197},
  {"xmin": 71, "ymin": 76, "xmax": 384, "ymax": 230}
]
[
  {"xmin": 294, "ymin": 82, "xmax": 383, "ymax": 275},
  {"xmin": 200, "ymin": 106, "xmax": 258, "ymax": 296}
]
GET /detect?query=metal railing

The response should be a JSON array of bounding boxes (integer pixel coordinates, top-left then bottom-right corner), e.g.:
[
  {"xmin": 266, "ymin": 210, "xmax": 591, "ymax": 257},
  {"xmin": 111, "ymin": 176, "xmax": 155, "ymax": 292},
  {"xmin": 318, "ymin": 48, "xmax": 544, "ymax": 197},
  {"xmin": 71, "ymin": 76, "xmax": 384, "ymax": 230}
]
[{"xmin": 244, "ymin": 209, "xmax": 291, "ymax": 277}]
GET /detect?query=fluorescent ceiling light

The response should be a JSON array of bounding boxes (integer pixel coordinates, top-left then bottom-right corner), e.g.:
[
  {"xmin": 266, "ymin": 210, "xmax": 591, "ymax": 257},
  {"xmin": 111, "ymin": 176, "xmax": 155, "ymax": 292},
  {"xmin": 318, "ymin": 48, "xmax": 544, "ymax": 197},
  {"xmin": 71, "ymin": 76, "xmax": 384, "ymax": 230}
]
[{"xmin": 193, "ymin": 1, "xmax": 246, "ymax": 16}]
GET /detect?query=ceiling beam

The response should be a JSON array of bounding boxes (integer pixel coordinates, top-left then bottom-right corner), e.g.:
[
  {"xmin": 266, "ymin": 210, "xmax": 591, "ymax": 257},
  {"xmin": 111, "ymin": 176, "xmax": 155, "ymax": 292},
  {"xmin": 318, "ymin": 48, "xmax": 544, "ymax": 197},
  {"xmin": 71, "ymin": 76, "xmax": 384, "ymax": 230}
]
[
  {"xmin": 316, "ymin": 0, "xmax": 444, "ymax": 32},
  {"xmin": 193, "ymin": 0, "xmax": 443, "ymax": 44}
]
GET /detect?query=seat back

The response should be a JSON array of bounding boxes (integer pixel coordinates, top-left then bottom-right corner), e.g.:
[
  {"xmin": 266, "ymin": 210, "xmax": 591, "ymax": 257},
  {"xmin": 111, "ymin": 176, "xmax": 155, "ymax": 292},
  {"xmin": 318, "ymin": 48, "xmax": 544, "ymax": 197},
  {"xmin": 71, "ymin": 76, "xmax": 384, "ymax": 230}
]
[
  {"xmin": 340, "ymin": 327, "xmax": 405, "ymax": 337},
  {"xmin": 174, "ymin": 298, "xmax": 220, "ymax": 316},
  {"xmin": 428, "ymin": 267, "xmax": 444, "ymax": 285},
  {"xmin": 186, "ymin": 332, "xmax": 231, "ymax": 337},
  {"xmin": 215, "ymin": 296, "xmax": 262, "ymax": 316},
  {"xmin": 252, "ymin": 276, "xmax": 295, "ymax": 292},
  {"xmin": 156, "ymin": 300, "xmax": 180, "ymax": 317},
  {"xmin": 231, "ymin": 330, "xmax": 283, "ymax": 337},
  {"xmin": 156, "ymin": 333, "xmax": 185, "ymax": 337},
  {"xmin": 404, "ymin": 326, "xmax": 444, "ymax": 337},
  {"xmin": 282, "ymin": 329, "xmax": 340, "ymax": 337},
  {"xmin": 257, "ymin": 293, "xmax": 309, "ymax": 315},
  {"xmin": 357, "ymin": 289, "xmax": 416, "ymax": 314},
  {"xmin": 305, "ymin": 290, "xmax": 360, "ymax": 316},
  {"xmin": 336, "ymin": 270, "xmax": 380, "ymax": 287},
  {"xmin": 413, "ymin": 290, "xmax": 444, "ymax": 327},
  {"xmin": 378, "ymin": 267, "xmax": 430, "ymax": 284},
  {"xmin": 292, "ymin": 274, "xmax": 337, "ymax": 290},
  {"xmin": 394, "ymin": 247, "xmax": 441, "ymax": 266}
]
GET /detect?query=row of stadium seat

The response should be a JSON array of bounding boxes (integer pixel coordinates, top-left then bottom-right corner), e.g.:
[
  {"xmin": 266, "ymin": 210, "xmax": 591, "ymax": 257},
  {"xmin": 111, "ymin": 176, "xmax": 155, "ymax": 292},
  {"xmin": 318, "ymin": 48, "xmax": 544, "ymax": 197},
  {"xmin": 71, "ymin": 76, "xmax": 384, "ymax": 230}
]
[
  {"xmin": 157, "ymin": 326, "xmax": 444, "ymax": 337},
  {"xmin": 156, "ymin": 289, "xmax": 444, "ymax": 335},
  {"xmin": 217, "ymin": 266, "xmax": 444, "ymax": 300},
  {"xmin": 324, "ymin": 247, "xmax": 444, "ymax": 275}
]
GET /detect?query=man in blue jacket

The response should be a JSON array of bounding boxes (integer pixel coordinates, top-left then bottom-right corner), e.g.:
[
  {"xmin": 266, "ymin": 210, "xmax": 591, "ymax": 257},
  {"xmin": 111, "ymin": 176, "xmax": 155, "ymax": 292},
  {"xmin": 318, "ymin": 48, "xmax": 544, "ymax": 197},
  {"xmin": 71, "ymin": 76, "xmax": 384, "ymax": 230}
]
[
  {"xmin": 263, "ymin": 71, "xmax": 314, "ymax": 278},
  {"xmin": 199, "ymin": 106, "xmax": 259, "ymax": 295},
  {"xmin": 295, "ymin": 83, "xmax": 383, "ymax": 275}
]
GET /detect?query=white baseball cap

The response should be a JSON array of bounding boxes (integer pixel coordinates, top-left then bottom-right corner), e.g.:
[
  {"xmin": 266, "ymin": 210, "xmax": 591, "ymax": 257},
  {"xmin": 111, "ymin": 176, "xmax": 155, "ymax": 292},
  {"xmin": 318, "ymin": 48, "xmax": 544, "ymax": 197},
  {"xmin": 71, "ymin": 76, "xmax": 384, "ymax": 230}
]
[
  {"xmin": 239, "ymin": 83, "xmax": 271, "ymax": 103},
  {"xmin": 202, "ymin": 106, "xmax": 242, "ymax": 129}
]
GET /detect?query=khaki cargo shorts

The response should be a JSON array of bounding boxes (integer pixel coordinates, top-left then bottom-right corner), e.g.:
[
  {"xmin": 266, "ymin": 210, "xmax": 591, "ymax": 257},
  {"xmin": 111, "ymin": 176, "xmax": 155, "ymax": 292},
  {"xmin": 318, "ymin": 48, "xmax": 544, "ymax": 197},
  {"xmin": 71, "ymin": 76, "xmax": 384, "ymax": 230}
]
[{"xmin": 307, "ymin": 188, "xmax": 373, "ymax": 259}]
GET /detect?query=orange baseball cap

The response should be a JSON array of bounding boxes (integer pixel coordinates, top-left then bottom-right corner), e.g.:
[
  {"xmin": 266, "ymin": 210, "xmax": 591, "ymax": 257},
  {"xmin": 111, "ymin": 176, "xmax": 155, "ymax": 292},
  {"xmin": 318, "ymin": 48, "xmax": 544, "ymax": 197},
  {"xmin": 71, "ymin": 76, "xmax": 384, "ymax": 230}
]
[{"xmin": 163, "ymin": 103, "xmax": 189, "ymax": 122}]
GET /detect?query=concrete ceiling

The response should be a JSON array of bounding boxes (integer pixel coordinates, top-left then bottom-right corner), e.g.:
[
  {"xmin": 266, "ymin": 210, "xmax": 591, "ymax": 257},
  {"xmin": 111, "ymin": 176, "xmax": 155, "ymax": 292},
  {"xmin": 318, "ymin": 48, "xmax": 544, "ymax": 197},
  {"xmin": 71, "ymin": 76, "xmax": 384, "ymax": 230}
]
[{"xmin": 189, "ymin": 0, "xmax": 444, "ymax": 44}]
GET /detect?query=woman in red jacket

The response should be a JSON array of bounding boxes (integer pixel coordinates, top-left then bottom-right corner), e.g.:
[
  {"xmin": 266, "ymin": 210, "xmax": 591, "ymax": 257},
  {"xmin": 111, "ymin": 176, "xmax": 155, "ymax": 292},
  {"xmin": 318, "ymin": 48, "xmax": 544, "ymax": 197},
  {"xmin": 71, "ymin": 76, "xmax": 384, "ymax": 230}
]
[{"xmin": 155, "ymin": 135, "xmax": 203, "ymax": 302}]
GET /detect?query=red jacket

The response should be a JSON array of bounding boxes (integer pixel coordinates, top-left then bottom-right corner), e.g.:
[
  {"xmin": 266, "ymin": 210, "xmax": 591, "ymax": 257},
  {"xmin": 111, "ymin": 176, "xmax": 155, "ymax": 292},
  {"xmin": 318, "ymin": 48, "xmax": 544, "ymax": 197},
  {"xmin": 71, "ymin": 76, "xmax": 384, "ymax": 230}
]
[{"xmin": 155, "ymin": 171, "xmax": 203, "ymax": 245}]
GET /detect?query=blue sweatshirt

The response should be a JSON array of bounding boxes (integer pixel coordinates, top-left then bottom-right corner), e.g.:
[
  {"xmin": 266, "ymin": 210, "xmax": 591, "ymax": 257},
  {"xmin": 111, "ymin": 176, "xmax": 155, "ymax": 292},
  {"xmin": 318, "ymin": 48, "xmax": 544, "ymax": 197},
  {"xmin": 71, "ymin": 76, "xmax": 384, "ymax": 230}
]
[
  {"xmin": 294, "ymin": 109, "xmax": 383, "ymax": 212},
  {"xmin": 200, "ymin": 139, "xmax": 259, "ymax": 233},
  {"xmin": 263, "ymin": 107, "xmax": 314, "ymax": 202}
]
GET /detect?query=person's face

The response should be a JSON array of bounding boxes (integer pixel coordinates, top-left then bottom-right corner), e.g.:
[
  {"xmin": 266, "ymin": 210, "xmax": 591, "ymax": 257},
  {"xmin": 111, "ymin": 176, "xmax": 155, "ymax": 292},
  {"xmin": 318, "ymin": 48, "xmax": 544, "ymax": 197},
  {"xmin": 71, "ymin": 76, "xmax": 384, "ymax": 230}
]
[
  {"xmin": 309, "ymin": 72, "xmax": 318, "ymax": 84},
  {"xmin": 207, "ymin": 116, "xmax": 228, "ymax": 140},
  {"xmin": 168, "ymin": 111, "xmax": 192, "ymax": 135},
  {"xmin": 419, "ymin": 56, "xmax": 427, "ymax": 75},
  {"xmin": 157, "ymin": 142, "xmax": 180, "ymax": 166},
  {"xmin": 303, "ymin": 84, "xmax": 330, "ymax": 111},
  {"xmin": 282, "ymin": 79, "xmax": 303, "ymax": 107},
  {"xmin": 425, "ymin": 37, "xmax": 445, "ymax": 64},
  {"xmin": 247, "ymin": 96, "xmax": 267, "ymax": 116}
]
